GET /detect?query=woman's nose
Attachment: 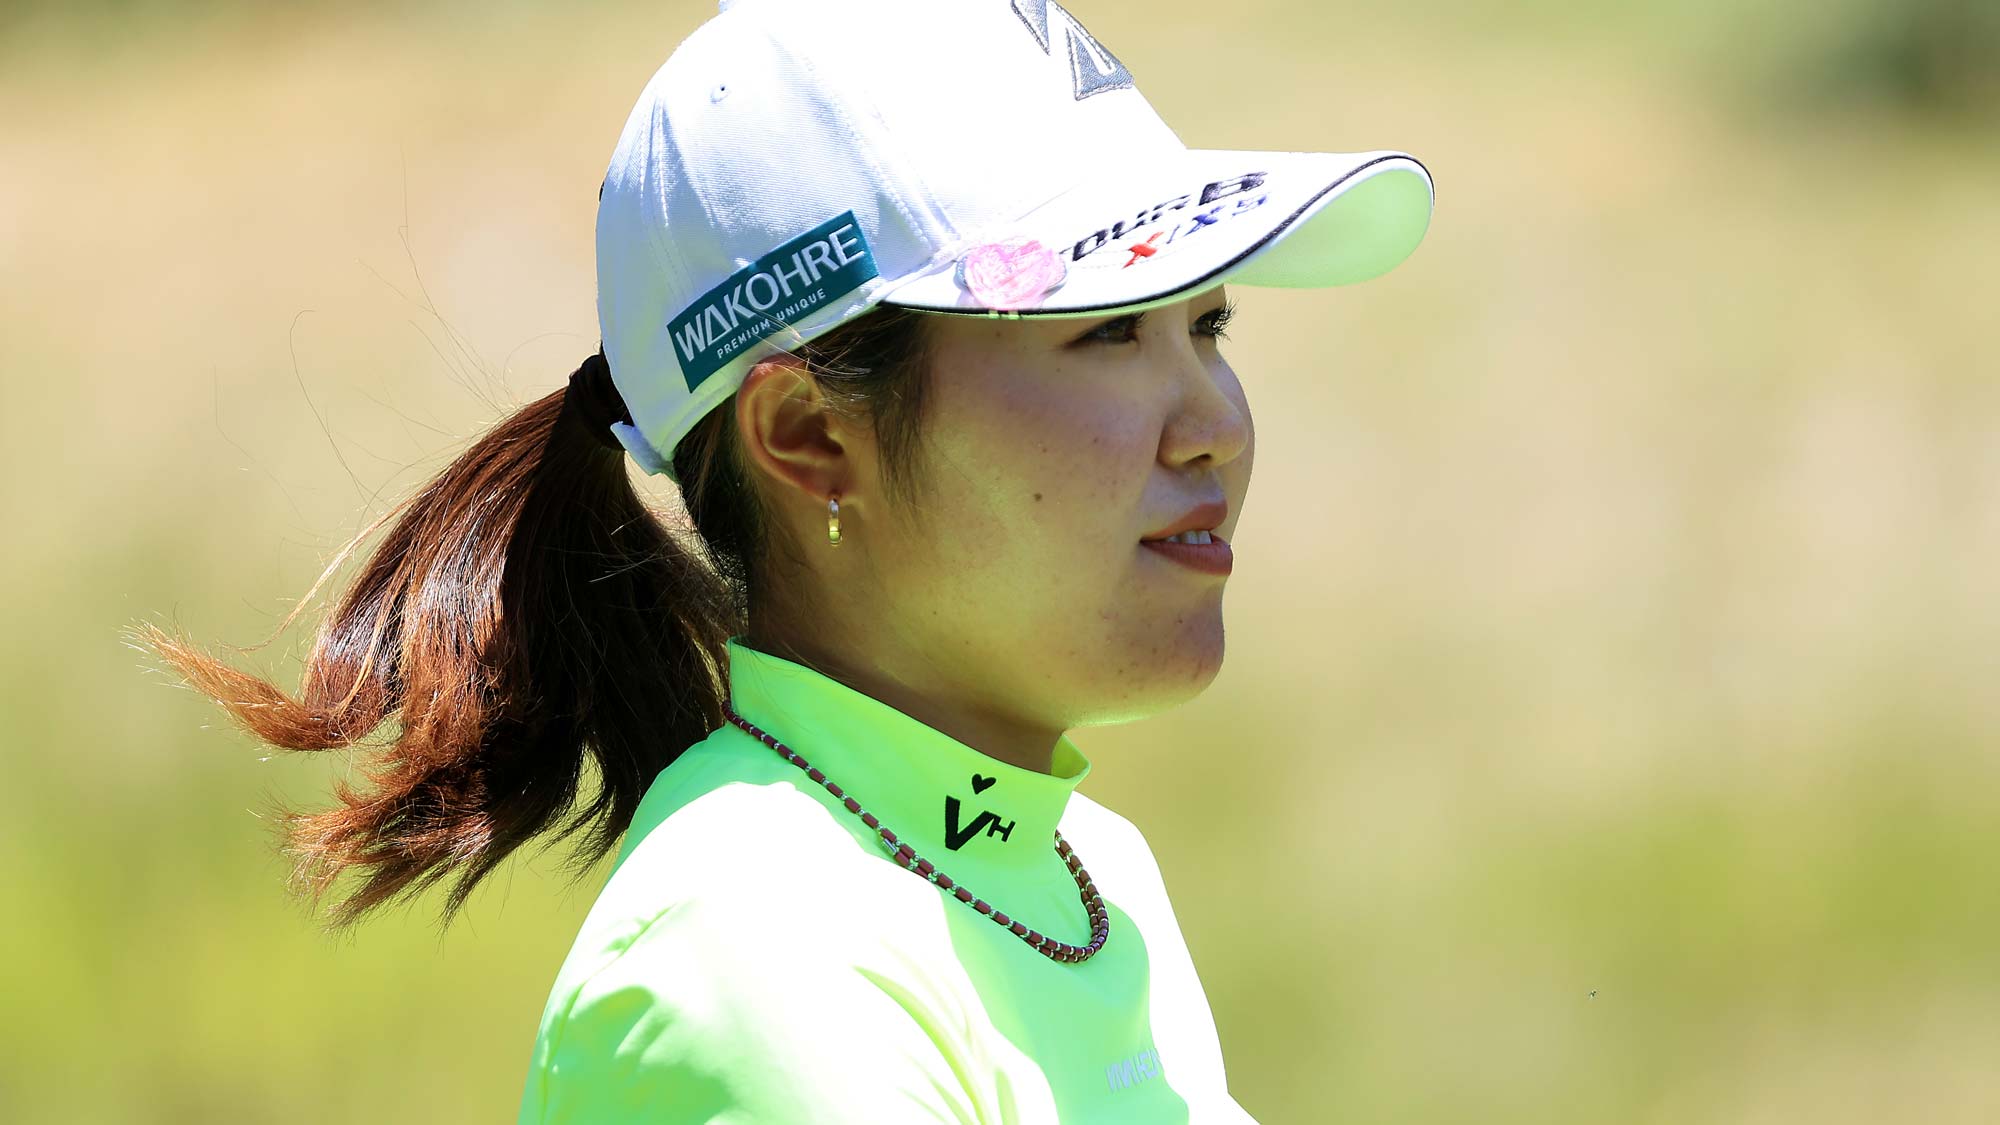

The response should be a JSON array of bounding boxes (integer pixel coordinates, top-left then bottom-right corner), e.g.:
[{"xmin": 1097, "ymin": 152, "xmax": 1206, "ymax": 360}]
[{"xmin": 1158, "ymin": 350, "xmax": 1251, "ymax": 471}]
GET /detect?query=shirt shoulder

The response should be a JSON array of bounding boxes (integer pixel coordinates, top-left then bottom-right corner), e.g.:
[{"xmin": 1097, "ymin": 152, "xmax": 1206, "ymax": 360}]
[
  {"xmin": 518, "ymin": 743, "xmax": 988, "ymax": 1123},
  {"xmin": 549, "ymin": 732, "xmax": 884, "ymax": 1001}
]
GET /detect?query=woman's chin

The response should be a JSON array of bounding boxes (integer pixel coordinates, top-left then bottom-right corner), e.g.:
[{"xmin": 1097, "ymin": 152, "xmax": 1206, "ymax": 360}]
[
  {"xmin": 1070, "ymin": 613, "xmax": 1227, "ymax": 725},
  {"xmin": 1169, "ymin": 619, "xmax": 1228, "ymax": 701}
]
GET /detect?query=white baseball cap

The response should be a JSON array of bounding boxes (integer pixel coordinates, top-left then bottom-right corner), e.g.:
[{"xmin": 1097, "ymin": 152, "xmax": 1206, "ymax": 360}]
[{"xmin": 596, "ymin": 0, "xmax": 1435, "ymax": 477}]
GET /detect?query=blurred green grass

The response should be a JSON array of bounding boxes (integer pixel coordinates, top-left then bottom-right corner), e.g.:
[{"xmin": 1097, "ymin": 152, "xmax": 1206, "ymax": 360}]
[{"xmin": 2, "ymin": 0, "xmax": 1995, "ymax": 1121}]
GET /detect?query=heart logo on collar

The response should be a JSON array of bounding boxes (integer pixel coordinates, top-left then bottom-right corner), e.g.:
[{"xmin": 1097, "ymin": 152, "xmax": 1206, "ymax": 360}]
[{"xmin": 971, "ymin": 774, "xmax": 996, "ymax": 794}]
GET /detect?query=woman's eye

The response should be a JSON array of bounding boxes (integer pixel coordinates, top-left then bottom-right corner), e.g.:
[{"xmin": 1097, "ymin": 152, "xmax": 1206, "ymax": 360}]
[
  {"xmin": 1080, "ymin": 314, "xmax": 1142, "ymax": 344},
  {"xmin": 1075, "ymin": 302, "xmax": 1234, "ymax": 345}
]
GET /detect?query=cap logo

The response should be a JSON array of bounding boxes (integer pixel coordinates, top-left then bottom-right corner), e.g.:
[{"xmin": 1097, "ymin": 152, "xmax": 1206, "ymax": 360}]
[
  {"xmin": 1010, "ymin": 0, "xmax": 1134, "ymax": 100},
  {"xmin": 956, "ymin": 237, "xmax": 1068, "ymax": 309},
  {"xmin": 667, "ymin": 210, "xmax": 879, "ymax": 391},
  {"xmin": 1122, "ymin": 231, "xmax": 1164, "ymax": 267},
  {"xmin": 1069, "ymin": 171, "xmax": 1269, "ymax": 264}
]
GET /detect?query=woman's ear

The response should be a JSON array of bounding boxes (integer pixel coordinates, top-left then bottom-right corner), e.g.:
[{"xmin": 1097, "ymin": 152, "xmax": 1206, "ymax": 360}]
[{"xmin": 734, "ymin": 356, "xmax": 850, "ymax": 504}]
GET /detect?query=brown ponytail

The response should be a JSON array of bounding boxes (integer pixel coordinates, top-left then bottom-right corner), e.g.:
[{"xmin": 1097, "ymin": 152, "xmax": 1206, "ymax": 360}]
[{"xmin": 143, "ymin": 305, "xmax": 931, "ymax": 934}]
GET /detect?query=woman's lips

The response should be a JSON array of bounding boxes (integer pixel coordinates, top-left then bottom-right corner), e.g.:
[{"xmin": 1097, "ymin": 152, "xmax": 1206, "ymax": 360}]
[{"xmin": 1139, "ymin": 534, "xmax": 1233, "ymax": 576}]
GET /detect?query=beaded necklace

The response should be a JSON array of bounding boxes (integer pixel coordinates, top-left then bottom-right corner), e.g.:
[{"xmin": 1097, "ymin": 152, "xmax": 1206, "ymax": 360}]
[{"xmin": 723, "ymin": 705, "xmax": 1110, "ymax": 963}]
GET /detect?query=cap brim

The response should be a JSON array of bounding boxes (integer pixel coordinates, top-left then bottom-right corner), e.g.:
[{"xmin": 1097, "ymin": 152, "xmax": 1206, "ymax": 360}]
[{"xmin": 874, "ymin": 148, "xmax": 1432, "ymax": 318}]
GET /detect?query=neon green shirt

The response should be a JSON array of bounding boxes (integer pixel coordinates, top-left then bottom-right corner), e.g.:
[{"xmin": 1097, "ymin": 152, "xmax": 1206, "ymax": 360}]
[{"xmin": 516, "ymin": 638, "xmax": 1256, "ymax": 1123}]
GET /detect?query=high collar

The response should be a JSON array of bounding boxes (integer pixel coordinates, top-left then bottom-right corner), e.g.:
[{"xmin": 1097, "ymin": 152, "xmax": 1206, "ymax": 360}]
[{"xmin": 721, "ymin": 637, "xmax": 1092, "ymax": 877}]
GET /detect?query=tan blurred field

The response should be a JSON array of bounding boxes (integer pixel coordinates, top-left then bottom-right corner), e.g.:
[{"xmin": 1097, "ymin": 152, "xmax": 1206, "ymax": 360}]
[{"xmin": 2, "ymin": 1, "xmax": 1995, "ymax": 1121}]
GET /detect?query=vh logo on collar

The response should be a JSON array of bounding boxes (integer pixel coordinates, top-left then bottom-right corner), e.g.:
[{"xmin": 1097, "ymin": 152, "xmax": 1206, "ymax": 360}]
[{"xmin": 945, "ymin": 773, "xmax": 1014, "ymax": 849}]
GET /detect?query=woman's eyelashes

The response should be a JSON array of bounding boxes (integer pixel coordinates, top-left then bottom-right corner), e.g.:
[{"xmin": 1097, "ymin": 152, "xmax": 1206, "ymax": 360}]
[
  {"xmin": 1202, "ymin": 300, "xmax": 1236, "ymax": 341},
  {"xmin": 1075, "ymin": 302, "xmax": 1236, "ymax": 346}
]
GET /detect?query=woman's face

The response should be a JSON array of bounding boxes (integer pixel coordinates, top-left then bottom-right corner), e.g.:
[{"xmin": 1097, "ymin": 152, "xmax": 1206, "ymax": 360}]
[{"xmin": 848, "ymin": 284, "xmax": 1253, "ymax": 731}]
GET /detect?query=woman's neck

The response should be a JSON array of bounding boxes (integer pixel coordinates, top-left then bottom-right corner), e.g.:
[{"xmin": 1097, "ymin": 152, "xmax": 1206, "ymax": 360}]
[{"xmin": 740, "ymin": 621, "xmax": 1063, "ymax": 776}]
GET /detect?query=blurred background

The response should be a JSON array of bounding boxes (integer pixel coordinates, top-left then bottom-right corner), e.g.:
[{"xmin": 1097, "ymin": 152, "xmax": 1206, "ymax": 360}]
[{"xmin": 3, "ymin": 0, "xmax": 1995, "ymax": 1120}]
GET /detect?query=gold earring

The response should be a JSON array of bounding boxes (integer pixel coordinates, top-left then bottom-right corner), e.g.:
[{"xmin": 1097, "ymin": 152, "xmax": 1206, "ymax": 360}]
[{"xmin": 827, "ymin": 494, "xmax": 842, "ymax": 547}]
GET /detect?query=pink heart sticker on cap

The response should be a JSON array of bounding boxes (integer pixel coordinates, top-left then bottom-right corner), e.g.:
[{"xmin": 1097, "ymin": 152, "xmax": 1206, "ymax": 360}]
[{"xmin": 955, "ymin": 237, "xmax": 1068, "ymax": 310}]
